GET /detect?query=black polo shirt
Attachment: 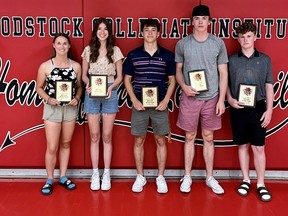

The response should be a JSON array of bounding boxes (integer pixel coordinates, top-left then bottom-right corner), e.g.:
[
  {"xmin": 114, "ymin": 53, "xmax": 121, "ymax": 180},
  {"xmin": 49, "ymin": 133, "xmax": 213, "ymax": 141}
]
[{"xmin": 228, "ymin": 49, "xmax": 274, "ymax": 101}]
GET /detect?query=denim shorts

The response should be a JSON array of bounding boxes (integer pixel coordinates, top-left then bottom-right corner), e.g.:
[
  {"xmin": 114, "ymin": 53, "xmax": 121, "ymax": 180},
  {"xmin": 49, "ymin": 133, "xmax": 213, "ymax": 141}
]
[
  {"xmin": 42, "ymin": 103, "xmax": 77, "ymax": 123},
  {"xmin": 84, "ymin": 87, "xmax": 119, "ymax": 114}
]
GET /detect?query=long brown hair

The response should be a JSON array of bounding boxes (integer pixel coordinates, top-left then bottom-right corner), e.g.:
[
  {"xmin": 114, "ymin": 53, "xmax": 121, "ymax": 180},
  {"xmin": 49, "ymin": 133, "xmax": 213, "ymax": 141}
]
[
  {"xmin": 51, "ymin": 33, "xmax": 73, "ymax": 59},
  {"xmin": 89, "ymin": 18, "xmax": 115, "ymax": 64}
]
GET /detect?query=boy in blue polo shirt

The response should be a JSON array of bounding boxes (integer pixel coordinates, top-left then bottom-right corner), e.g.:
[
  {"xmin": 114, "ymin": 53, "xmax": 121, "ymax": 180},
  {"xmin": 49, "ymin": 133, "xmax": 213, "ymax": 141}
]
[{"xmin": 123, "ymin": 19, "xmax": 176, "ymax": 194}]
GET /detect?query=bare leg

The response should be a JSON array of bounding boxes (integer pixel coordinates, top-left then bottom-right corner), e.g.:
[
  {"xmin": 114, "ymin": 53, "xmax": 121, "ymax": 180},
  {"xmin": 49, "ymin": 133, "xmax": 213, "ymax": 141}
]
[
  {"xmin": 184, "ymin": 131, "xmax": 196, "ymax": 176},
  {"xmin": 134, "ymin": 135, "xmax": 146, "ymax": 175},
  {"xmin": 44, "ymin": 120, "xmax": 61, "ymax": 179},
  {"xmin": 251, "ymin": 145, "xmax": 266, "ymax": 185},
  {"xmin": 87, "ymin": 114, "xmax": 101, "ymax": 170},
  {"xmin": 202, "ymin": 129, "xmax": 214, "ymax": 178},
  {"xmin": 238, "ymin": 144, "xmax": 250, "ymax": 180},
  {"xmin": 59, "ymin": 119, "xmax": 76, "ymax": 177},
  {"xmin": 154, "ymin": 135, "xmax": 167, "ymax": 176},
  {"xmin": 102, "ymin": 113, "xmax": 116, "ymax": 169}
]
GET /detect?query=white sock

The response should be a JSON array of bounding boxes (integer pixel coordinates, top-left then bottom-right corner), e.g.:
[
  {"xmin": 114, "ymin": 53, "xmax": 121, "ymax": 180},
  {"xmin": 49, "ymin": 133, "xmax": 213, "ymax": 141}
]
[
  {"xmin": 243, "ymin": 179, "xmax": 250, "ymax": 184},
  {"xmin": 104, "ymin": 168, "xmax": 110, "ymax": 175},
  {"xmin": 93, "ymin": 168, "xmax": 99, "ymax": 175}
]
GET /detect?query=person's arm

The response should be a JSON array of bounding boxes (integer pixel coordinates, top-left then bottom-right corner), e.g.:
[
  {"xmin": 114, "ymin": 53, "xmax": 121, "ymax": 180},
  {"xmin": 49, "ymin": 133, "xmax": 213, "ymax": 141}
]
[
  {"xmin": 124, "ymin": 74, "xmax": 144, "ymax": 111},
  {"xmin": 81, "ymin": 59, "xmax": 89, "ymax": 85},
  {"xmin": 216, "ymin": 63, "xmax": 228, "ymax": 116},
  {"xmin": 69, "ymin": 61, "xmax": 82, "ymax": 106},
  {"xmin": 156, "ymin": 75, "xmax": 176, "ymax": 111},
  {"xmin": 111, "ymin": 59, "xmax": 123, "ymax": 88},
  {"xmin": 175, "ymin": 62, "xmax": 198, "ymax": 97},
  {"xmin": 106, "ymin": 59, "xmax": 123, "ymax": 98},
  {"xmin": 82, "ymin": 58, "xmax": 91, "ymax": 95},
  {"xmin": 226, "ymin": 86, "xmax": 244, "ymax": 109},
  {"xmin": 36, "ymin": 62, "xmax": 49, "ymax": 102},
  {"xmin": 36, "ymin": 62, "xmax": 60, "ymax": 106},
  {"xmin": 260, "ymin": 83, "xmax": 274, "ymax": 128}
]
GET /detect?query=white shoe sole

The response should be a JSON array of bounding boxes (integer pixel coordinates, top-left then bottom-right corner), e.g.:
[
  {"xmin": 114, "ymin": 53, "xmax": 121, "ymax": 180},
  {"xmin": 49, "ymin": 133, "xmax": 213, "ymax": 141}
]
[
  {"xmin": 90, "ymin": 186, "xmax": 100, "ymax": 191},
  {"xmin": 157, "ymin": 189, "xmax": 168, "ymax": 194},
  {"xmin": 101, "ymin": 185, "xmax": 111, "ymax": 191},
  {"xmin": 206, "ymin": 184, "xmax": 224, "ymax": 194},
  {"xmin": 180, "ymin": 187, "xmax": 191, "ymax": 193},
  {"xmin": 132, "ymin": 180, "xmax": 147, "ymax": 193}
]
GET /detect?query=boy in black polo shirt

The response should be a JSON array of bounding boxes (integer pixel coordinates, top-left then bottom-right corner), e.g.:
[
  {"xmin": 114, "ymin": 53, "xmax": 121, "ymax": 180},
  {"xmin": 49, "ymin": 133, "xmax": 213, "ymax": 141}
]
[{"xmin": 227, "ymin": 21, "xmax": 274, "ymax": 202}]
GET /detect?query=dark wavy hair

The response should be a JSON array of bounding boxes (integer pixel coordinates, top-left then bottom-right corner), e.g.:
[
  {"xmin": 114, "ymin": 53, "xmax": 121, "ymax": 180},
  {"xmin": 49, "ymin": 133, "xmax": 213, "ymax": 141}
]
[
  {"xmin": 89, "ymin": 18, "xmax": 115, "ymax": 64},
  {"xmin": 236, "ymin": 22, "xmax": 256, "ymax": 35},
  {"xmin": 52, "ymin": 33, "xmax": 73, "ymax": 59}
]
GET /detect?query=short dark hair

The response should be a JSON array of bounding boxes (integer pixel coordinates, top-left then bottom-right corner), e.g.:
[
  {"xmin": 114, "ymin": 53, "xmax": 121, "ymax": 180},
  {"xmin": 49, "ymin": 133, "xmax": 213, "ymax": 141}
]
[
  {"xmin": 236, "ymin": 22, "xmax": 256, "ymax": 35},
  {"xmin": 141, "ymin": 19, "xmax": 160, "ymax": 32}
]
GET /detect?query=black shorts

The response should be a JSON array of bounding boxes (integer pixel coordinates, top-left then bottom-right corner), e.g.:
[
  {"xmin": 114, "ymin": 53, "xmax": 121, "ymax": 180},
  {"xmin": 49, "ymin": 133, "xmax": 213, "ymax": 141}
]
[{"xmin": 230, "ymin": 100, "xmax": 266, "ymax": 146}]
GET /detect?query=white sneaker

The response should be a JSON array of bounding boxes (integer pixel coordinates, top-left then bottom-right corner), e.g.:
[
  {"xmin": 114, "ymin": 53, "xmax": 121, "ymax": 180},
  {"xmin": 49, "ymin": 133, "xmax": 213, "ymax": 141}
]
[
  {"xmin": 90, "ymin": 173, "xmax": 100, "ymax": 190},
  {"xmin": 101, "ymin": 172, "xmax": 111, "ymax": 191},
  {"xmin": 132, "ymin": 174, "xmax": 147, "ymax": 193},
  {"xmin": 206, "ymin": 176, "xmax": 224, "ymax": 194},
  {"xmin": 180, "ymin": 175, "xmax": 192, "ymax": 193},
  {"xmin": 156, "ymin": 175, "xmax": 168, "ymax": 194}
]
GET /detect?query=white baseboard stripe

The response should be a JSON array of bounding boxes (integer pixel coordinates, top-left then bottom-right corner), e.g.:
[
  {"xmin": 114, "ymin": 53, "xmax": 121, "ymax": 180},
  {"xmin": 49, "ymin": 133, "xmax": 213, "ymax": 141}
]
[{"xmin": 0, "ymin": 169, "xmax": 288, "ymax": 180}]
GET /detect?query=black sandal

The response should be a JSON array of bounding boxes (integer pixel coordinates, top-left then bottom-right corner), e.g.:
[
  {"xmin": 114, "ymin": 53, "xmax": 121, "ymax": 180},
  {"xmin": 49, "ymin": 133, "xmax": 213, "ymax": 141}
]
[
  {"xmin": 58, "ymin": 179, "xmax": 76, "ymax": 190},
  {"xmin": 237, "ymin": 181, "xmax": 250, "ymax": 196},
  {"xmin": 257, "ymin": 186, "xmax": 272, "ymax": 202},
  {"xmin": 41, "ymin": 183, "xmax": 53, "ymax": 195}
]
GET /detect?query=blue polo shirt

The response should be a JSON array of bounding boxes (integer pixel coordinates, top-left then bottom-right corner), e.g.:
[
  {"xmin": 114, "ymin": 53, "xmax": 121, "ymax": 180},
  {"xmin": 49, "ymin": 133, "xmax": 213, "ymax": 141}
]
[{"xmin": 123, "ymin": 45, "xmax": 176, "ymax": 101}]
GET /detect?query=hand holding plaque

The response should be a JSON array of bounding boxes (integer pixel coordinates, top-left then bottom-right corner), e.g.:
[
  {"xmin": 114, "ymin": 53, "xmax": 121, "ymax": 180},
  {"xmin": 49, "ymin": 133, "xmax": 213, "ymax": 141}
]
[
  {"xmin": 188, "ymin": 69, "xmax": 208, "ymax": 92},
  {"xmin": 141, "ymin": 86, "xmax": 159, "ymax": 108},
  {"xmin": 89, "ymin": 75, "xmax": 108, "ymax": 98},
  {"xmin": 55, "ymin": 80, "xmax": 73, "ymax": 103},
  {"xmin": 238, "ymin": 84, "xmax": 257, "ymax": 108}
]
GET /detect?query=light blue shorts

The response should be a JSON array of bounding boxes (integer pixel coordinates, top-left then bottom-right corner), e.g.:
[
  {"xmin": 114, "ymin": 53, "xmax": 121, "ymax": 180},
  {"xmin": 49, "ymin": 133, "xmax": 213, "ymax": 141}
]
[{"xmin": 83, "ymin": 87, "xmax": 119, "ymax": 114}]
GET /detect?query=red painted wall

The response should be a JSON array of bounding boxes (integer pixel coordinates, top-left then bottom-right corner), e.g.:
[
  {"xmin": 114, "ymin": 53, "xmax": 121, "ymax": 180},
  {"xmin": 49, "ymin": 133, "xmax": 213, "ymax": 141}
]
[{"xmin": 0, "ymin": 0, "xmax": 287, "ymax": 170}]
